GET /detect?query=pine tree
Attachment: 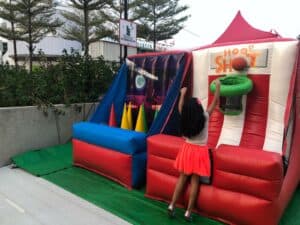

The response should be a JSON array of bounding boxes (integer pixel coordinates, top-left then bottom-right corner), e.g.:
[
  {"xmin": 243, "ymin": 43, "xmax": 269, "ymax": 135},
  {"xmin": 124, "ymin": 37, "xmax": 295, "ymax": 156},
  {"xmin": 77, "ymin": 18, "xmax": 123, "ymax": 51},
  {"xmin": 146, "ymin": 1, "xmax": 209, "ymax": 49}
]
[
  {"xmin": 0, "ymin": 0, "xmax": 20, "ymax": 67},
  {"xmin": 99, "ymin": 0, "xmax": 122, "ymax": 38},
  {"xmin": 14, "ymin": 0, "xmax": 61, "ymax": 72},
  {"xmin": 61, "ymin": 0, "xmax": 114, "ymax": 57},
  {"xmin": 134, "ymin": 0, "xmax": 189, "ymax": 51}
]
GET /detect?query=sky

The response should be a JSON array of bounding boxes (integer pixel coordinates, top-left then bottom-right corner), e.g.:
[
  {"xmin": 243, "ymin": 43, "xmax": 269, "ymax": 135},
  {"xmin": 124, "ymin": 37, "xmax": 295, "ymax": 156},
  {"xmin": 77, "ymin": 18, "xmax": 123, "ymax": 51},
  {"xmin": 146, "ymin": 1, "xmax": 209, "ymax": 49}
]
[{"xmin": 172, "ymin": 0, "xmax": 300, "ymax": 49}]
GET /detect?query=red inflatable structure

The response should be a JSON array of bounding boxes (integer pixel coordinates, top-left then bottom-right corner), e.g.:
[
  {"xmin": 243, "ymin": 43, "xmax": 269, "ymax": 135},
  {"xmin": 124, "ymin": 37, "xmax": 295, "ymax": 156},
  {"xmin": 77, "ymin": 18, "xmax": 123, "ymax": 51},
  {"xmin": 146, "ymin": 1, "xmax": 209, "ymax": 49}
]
[{"xmin": 145, "ymin": 12, "xmax": 300, "ymax": 225}]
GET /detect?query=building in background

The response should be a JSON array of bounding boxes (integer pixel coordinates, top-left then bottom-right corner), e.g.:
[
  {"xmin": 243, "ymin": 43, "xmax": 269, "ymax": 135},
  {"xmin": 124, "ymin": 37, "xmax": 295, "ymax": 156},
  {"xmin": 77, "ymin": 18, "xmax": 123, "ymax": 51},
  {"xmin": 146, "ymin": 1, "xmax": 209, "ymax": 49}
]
[
  {"xmin": 0, "ymin": 15, "xmax": 175, "ymax": 66},
  {"xmin": 89, "ymin": 38, "xmax": 175, "ymax": 62},
  {"xmin": 0, "ymin": 36, "xmax": 81, "ymax": 68},
  {"xmin": 0, "ymin": 36, "xmax": 174, "ymax": 67},
  {"xmin": 89, "ymin": 37, "xmax": 137, "ymax": 62},
  {"xmin": 0, "ymin": 35, "xmax": 174, "ymax": 67}
]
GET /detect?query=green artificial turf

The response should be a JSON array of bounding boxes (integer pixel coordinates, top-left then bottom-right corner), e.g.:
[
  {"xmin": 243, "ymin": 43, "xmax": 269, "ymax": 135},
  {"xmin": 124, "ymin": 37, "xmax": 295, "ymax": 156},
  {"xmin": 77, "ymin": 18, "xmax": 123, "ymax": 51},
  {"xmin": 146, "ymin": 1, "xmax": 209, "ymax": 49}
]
[
  {"xmin": 44, "ymin": 166, "xmax": 222, "ymax": 225},
  {"xmin": 11, "ymin": 143, "xmax": 300, "ymax": 225},
  {"xmin": 12, "ymin": 142, "xmax": 72, "ymax": 176}
]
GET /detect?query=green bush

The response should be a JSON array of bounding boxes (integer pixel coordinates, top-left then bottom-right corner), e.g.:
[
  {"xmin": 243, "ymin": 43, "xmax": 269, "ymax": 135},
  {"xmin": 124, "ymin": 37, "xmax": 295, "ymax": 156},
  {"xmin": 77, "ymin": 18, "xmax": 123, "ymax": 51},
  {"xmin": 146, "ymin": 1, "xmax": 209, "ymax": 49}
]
[{"xmin": 0, "ymin": 50, "xmax": 118, "ymax": 109}]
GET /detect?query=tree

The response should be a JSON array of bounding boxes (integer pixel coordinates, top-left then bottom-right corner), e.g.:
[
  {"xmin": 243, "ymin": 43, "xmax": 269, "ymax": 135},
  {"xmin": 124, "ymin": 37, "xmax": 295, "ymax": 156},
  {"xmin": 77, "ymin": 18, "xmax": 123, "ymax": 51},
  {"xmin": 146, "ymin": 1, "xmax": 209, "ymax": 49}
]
[
  {"xmin": 134, "ymin": 0, "xmax": 189, "ymax": 51},
  {"xmin": 14, "ymin": 0, "xmax": 61, "ymax": 73},
  {"xmin": 61, "ymin": 0, "xmax": 114, "ymax": 57},
  {"xmin": 99, "ymin": 0, "xmax": 121, "ymax": 38},
  {"xmin": 0, "ymin": 0, "xmax": 20, "ymax": 67}
]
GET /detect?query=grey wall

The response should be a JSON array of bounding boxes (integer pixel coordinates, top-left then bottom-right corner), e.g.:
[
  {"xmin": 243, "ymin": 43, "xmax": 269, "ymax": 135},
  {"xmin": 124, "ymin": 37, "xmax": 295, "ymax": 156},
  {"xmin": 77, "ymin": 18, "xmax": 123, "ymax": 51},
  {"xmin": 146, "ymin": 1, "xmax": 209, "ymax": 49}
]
[{"xmin": 0, "ymin": 103, "xmax": 98, "ymax": 167}]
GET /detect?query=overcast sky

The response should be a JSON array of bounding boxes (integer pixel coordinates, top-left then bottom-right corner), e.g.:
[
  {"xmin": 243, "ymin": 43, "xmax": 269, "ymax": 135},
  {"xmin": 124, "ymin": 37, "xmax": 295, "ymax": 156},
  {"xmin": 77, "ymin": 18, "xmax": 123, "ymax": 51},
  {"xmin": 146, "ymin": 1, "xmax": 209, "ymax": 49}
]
[{"xmin": 172, "ymin": 0, "xmax": 300, "ymax": 49}]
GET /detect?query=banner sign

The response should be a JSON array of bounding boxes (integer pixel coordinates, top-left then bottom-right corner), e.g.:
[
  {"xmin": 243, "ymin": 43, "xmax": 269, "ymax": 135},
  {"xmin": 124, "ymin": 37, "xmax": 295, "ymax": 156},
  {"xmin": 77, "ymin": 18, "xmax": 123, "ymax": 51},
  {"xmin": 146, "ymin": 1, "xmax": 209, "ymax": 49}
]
[
  {"xmin": 120, "ymin": 19, "xmax": 137, "ymax": 47},
  {"xmin": 210, "ymin": 44, "xmax": 270, "ymax": 73}
]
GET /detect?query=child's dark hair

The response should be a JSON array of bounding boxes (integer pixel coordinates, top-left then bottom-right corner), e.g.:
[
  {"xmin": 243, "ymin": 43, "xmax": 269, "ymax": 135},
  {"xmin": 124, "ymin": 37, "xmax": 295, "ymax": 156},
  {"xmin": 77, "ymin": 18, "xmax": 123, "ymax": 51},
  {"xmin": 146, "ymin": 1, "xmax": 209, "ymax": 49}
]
[{"xmin": 180, "ymin": 97, "xmax": 205, "ymax": 138}]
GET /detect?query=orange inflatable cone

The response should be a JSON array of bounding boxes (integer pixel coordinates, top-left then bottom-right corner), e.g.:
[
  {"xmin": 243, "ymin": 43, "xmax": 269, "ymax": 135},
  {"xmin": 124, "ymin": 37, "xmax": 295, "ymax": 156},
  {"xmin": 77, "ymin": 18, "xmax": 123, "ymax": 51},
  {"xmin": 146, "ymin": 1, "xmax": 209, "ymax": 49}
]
[
  {"xmin": 120, "ymin": 103, "xmax": 130, "ymax": 129},
  {"xmin": 127, "ymin": 102, "xmax": 133, "ymax": 130},
  {"xmin": 108, "ymin": 103, "xmax": 117, "ymax": 127},
  {"xmin": 135, "ymin": 104, "xmax": 148, "ymax": 132}
]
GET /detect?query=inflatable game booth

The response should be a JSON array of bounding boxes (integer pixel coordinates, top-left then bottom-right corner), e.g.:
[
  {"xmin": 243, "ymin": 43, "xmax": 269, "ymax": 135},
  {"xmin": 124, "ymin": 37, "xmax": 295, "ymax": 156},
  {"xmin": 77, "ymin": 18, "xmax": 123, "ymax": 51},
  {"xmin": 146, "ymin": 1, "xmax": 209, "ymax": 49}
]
[
  {"xmin": 73, "ymin": 11, "xmax": 300, "ymax": 225},
  {"xmin": 146, "ymin": 12, "xmax": 300, "ymax": 225},
  {"xmin": 72, "ymin": 51, "xmax": 192, "ymax": 189}
]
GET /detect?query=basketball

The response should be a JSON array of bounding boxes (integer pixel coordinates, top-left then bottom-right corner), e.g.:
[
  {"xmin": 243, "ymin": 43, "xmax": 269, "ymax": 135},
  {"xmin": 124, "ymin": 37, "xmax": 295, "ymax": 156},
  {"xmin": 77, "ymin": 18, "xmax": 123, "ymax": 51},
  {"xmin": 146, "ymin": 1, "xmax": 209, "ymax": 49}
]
[{"xmin": 232, "ymin": 57, "xmax": 248, "ymax": 71}]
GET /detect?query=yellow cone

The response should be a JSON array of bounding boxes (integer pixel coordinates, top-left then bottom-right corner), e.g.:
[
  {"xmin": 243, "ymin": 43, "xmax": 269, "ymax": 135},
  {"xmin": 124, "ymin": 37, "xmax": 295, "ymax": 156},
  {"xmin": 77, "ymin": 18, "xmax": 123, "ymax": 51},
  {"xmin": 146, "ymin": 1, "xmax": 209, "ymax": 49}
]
[
  {"xmin": 127, "ymin": 102, "xmax": 133, "ymax": 130},
  {"xmin": 135, "ymin": 104, "xmax": 148, "ymax": 132},
  {"xmin": 121, "ymin": 103, "xmax": 130, "ymax": 129}
]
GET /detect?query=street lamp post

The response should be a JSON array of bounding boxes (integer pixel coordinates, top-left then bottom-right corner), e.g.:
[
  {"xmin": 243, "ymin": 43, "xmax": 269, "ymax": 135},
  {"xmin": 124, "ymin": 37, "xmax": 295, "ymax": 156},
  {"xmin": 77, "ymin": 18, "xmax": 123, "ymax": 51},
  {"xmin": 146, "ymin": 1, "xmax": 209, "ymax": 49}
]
[{"xmin": 123, "ymin": 0, "xmax": 128, "ymax": 61}]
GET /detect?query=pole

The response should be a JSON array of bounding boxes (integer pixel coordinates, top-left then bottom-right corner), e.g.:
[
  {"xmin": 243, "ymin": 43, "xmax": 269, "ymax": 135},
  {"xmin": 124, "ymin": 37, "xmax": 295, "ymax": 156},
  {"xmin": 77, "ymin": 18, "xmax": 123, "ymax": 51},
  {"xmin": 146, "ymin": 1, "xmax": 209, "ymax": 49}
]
[
  {"xmin": 123, "ymin": 0, "xmax": 128, "ymax": 61},
  {"xmin": 119, "ymin": 0, "xmax": 123, "ymax": 64}
]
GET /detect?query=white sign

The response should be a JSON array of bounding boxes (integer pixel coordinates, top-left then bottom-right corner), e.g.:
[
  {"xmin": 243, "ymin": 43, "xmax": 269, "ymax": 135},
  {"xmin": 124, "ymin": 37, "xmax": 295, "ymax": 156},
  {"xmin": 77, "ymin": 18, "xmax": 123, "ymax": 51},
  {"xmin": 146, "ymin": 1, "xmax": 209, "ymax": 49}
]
[{"xmin": 119, "ymin": 19, "xmax": 137, "ymax": 47}]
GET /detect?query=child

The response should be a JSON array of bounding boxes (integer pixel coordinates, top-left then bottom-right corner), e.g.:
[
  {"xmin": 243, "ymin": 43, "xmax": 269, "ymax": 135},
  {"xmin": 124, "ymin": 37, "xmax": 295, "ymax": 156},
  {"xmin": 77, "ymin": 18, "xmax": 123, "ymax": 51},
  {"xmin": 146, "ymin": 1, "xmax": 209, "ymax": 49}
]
[{"xmin": 168, "ymin": 79, "xmax": 221, "ymax": 222}]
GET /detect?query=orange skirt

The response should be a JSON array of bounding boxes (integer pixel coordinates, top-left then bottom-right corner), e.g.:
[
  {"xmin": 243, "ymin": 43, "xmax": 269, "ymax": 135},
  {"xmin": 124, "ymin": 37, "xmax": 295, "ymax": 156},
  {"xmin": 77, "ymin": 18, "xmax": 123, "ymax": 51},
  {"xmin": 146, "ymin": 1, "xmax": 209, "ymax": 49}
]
[{"xmin": 174, "ymin": 142, "xmax": 211, "ymax": 177}]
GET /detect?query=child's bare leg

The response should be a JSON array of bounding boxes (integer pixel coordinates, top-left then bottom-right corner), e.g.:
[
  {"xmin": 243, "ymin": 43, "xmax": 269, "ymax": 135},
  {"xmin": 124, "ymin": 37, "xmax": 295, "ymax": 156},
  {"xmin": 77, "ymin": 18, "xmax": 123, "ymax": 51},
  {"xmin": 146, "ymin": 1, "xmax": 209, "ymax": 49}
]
[
  {"xmin": 169, "ymin": 173, "xmax": 188, "ymax": 209},
  {"xmin": 185, "ymin": 174, "xmax": 200, "ymax": 217}
]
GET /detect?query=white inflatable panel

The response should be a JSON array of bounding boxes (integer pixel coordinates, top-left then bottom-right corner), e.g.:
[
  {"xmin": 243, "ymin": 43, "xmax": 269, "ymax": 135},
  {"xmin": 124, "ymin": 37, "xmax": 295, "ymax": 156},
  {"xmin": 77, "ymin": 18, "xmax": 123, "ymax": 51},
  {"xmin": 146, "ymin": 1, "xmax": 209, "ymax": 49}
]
[
  {"xmin": 216, "ymin": 95, "xmax": 247, "ymax": 147},
  {"xmin": 192, "ymin": 49, "xmax": 209, "ymax": 110},
  {"xmin": 263, "ymin": 41, "xmax": 298, "ymax": 152}
]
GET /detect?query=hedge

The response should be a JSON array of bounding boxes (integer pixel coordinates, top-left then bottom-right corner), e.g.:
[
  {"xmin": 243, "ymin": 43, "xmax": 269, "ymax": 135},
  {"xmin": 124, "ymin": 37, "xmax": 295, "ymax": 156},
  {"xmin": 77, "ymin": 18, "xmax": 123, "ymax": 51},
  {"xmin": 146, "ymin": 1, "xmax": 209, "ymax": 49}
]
[{"xmin": 0, "ymin": 50, "xmax": 118, "ymax": 111}]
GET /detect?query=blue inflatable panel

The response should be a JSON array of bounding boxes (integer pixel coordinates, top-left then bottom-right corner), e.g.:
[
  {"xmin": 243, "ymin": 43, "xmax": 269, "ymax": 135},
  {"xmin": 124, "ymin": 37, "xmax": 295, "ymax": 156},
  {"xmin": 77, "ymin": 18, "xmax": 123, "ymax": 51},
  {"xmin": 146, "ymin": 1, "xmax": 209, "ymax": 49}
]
[
  {"xmin": 73, "ymin": 122, "xmax": 147, "ymax": 155},
  {"xmin": 132, "ymin": 152, "xmax": 147, "ymax": 188}
]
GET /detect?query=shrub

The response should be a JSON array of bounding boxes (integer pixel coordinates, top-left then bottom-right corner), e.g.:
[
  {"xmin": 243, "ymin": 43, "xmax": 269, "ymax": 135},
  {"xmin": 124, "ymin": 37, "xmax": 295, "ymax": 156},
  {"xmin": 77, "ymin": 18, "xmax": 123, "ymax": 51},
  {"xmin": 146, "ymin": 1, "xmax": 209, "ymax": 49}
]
[{"xmin": 0, "ymin": 50, "xmax": 118, "ymax": 109}]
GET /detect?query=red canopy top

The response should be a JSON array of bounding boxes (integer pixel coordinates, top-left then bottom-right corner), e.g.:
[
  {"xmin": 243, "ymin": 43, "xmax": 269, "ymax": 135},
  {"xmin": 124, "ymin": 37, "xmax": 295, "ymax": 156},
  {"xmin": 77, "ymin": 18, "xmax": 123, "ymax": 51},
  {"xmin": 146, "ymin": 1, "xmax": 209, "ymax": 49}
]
[{"xmin": 213, "ymin": 11, "xmax": 279, "ymax": 44}]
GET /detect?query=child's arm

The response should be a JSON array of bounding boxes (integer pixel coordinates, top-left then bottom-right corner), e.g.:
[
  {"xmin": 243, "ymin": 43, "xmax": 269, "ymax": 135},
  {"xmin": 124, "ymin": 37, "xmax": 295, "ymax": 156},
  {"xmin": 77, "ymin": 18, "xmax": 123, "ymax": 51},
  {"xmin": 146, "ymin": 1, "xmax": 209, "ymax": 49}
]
[
  {"xmin": 178, "ymin": 87, "xmax": 187, "ymax": 115},
  {"xmin": 207, "ymin": 79, "xmax": 221, "ymax": 116}
]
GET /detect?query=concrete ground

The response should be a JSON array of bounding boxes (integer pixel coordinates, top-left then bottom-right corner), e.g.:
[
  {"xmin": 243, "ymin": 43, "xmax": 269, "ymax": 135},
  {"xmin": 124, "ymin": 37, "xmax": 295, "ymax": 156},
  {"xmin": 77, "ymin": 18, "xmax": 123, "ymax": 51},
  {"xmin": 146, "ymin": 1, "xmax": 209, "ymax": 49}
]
[{"xmin": 0, "ymin": 166, "xmax": 131, "ymax": 225}]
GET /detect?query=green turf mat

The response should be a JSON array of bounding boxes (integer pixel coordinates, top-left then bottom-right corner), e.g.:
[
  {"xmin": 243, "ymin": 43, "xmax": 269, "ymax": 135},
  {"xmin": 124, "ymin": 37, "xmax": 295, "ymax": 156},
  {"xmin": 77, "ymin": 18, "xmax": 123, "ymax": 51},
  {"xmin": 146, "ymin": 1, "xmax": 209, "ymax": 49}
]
[
  {"xmin": 44, "ymin": 167, "xmax": 223, "ymax": 225},
  {"xmin": 12, "ymin": 143, "xmax": 72, "ymax": 176},
  {"xmin": 280, "ymin": 188, "xmax": 300, "ymax": 225},
  {"xmin": 12, "ymin": 143, "xmax": 300, "ymax": 225}
]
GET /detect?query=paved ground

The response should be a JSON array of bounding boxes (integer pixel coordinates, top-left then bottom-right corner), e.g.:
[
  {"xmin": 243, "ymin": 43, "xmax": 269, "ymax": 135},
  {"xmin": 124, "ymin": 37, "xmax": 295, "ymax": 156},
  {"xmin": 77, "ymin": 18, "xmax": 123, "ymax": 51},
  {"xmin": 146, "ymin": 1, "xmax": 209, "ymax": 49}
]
[{"xmin": 0, "ymin": 166, "xmax": 131, "ymax": 225}]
